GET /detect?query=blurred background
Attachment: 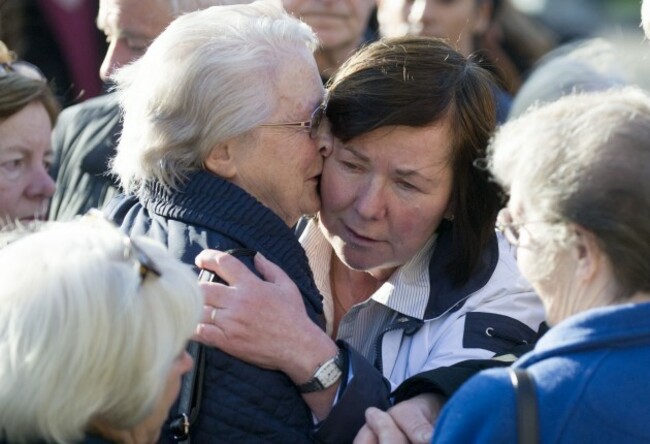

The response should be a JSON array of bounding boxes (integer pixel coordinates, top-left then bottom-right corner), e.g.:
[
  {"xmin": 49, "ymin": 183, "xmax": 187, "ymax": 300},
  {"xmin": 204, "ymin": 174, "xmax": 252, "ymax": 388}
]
[{"xmin": 0, "ymin": 0, "xmax": 648, "ymax": 108}]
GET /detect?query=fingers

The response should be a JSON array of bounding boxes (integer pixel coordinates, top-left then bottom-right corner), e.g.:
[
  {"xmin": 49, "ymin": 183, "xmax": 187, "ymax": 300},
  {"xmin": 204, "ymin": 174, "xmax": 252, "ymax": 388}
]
[
  {"xmin": 389, "ymin": 394, "xmax": 439, "ymax": 444},
  {"xmin": 253, "ymin": 252, "xmax": 291, "ymax": 286},
  {"xmin": 193, "ymin": 320, "xmax": 228, "ymax": 348},
  {"xmin": 361, "ymin": 408, "xmax": 409, "ymax": 444},
  {"xmin": 353, "ymin": 424, "xmax": 379, "ymax": 444},
  {"xmin": 195, "ymin": 249, "xmax": 254, "ymax": 285}
]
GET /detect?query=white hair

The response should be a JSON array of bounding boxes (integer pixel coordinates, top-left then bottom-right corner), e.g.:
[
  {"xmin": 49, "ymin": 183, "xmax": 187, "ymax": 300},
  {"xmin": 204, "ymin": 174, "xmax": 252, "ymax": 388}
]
[
  {"xmin": 0, "ymin": 215, "xmax": 203, "ymax": 443},
  {"xmin": 111, "ymin": 0, "xmax": 319, "ymax": 195},
  {"xmin": 489, "ymin": 87, "xmax": 650, "ymax": 296}
]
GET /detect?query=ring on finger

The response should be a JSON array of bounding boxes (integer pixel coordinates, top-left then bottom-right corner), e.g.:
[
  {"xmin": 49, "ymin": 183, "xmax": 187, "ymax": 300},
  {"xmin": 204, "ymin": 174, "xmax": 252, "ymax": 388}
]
[{"xmin": 210, "ymin": 307, "xmax": 218, "ymax": 322}]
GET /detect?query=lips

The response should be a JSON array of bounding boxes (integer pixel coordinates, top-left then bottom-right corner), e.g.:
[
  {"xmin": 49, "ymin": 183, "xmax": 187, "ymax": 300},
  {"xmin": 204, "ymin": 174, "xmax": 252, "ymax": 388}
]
[{"xmin": 344, "ymin": 224, "xmax": 381, "ymax": 245}]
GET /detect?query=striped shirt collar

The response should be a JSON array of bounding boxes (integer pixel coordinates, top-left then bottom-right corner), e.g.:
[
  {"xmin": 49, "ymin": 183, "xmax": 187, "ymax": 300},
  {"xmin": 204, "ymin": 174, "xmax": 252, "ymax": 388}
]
[{"xmin": 299, "ymin": 218, "xmax": 436, "ymax": 330}]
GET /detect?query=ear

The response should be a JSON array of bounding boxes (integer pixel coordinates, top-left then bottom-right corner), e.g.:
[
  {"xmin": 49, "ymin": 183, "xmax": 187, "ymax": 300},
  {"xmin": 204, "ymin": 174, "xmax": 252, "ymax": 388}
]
[
  {"xmin": 572, "ymin": 224, "xmax": 602, "ymax": 284},
  {"xmin": 203, "ymin": 141, "xmax": 237, "ymax": 180},
  {"xmin": 473, "ymin": 0, "xmax": 493, "ymax": 35},
  {"xmin": 317, "ymin": 118, "xmax": 334, "ymax": 158}
]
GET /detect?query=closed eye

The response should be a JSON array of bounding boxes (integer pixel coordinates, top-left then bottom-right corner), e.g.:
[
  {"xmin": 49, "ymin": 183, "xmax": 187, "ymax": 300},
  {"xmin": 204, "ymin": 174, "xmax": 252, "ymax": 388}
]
[{"xmin": 340, "ymin": 160, "xmax": 364, "ymax": 172}]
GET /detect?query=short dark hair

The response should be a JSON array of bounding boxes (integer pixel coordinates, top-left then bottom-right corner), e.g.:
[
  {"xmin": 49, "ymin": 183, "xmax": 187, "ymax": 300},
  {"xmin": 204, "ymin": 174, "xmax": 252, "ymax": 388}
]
[{"xmin": 326, "ymin": 36, "xmax": 501, "ymax": 285}]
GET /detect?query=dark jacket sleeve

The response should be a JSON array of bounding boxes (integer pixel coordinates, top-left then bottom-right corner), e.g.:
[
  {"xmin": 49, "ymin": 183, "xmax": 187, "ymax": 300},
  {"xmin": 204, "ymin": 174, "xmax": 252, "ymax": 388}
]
[{"xmin": 314, "ymin": 341, "xmax": 392, "ymax": 444}]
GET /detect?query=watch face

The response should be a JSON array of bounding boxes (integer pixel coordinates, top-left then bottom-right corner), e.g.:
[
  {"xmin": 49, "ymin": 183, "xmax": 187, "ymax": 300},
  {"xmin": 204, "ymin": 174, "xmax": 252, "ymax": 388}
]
[
  {"xmin": 298, "ymin": 350, "xmax": 344, "ymax": 393},
  {"xmin": 315, "ymin": 360, "xmax": 343, "ymax": 388}
]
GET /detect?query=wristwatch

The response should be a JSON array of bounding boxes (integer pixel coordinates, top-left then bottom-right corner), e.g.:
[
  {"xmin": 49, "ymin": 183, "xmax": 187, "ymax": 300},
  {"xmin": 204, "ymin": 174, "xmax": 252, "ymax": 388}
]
[{"xmin": 297, "ymin": 348, "xmax": 345, "ymax": 393}]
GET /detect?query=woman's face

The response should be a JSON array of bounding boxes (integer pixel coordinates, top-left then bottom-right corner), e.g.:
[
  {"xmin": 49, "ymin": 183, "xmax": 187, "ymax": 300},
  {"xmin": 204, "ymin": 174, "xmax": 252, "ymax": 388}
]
[
  {"xmin": 0, "ymin": 102, "xmax": 55, "ymax": 225},
  {"xmin": 319, "ymin": 124, "xmax": 454, "ymax": 281},
  {"xmin": 224, "ymin": 54, "xmax": 325, "ymax": 227},
  {"xmin": 505, "ymin": 183, "xmax": 577, "ymax": 325}
]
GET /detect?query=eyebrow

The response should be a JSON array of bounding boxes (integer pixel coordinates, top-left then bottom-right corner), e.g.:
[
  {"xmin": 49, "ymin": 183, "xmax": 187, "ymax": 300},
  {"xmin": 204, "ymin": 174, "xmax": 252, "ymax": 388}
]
[{"xmin": 340, "ymin": 145, "xmax": 438, "ymax": 184}]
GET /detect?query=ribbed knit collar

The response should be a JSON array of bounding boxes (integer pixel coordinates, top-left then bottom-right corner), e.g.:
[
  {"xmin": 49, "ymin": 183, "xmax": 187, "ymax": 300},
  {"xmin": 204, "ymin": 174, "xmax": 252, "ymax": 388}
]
[{"xmin": 143, "ymin": 170, "xmax": 323, "ymax": 315}]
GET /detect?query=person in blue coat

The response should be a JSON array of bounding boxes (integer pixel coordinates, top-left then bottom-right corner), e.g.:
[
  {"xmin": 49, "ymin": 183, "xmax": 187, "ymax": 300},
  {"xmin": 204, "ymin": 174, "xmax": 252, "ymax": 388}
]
[{"xmin": 427, "ymin": 87, "xmax": 650, "ymax": 443}]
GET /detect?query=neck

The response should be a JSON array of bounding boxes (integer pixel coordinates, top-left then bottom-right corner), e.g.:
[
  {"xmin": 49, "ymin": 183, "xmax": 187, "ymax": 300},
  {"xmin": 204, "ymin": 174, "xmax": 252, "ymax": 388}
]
[{"xmin": 329, "ymin": 252, "xmax": 387, "ymax": 337}]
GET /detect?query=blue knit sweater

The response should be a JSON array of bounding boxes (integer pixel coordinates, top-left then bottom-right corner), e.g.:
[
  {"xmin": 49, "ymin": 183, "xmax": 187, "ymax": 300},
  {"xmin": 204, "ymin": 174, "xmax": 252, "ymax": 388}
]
[{"xmin": 108, "ymin": 170, "xmax": 324, "ymax": 443}]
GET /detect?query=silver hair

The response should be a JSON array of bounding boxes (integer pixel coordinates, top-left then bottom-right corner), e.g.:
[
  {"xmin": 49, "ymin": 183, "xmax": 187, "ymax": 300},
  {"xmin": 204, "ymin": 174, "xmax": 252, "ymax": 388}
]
[
  {"xmin": 111, "ymin": 0, "xmax": 318, "ymax": 195},
  {"xmin": 489, "ymin": 86, "xmax": 650, "ymax": 297},
  {"xmin": 0, "ymin": 215, "xmax": 202, "ymax": 442}
]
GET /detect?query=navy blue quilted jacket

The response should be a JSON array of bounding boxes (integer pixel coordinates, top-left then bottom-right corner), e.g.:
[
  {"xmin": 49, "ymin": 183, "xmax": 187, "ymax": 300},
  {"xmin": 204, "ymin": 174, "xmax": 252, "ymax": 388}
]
[{"xmin": 107, "ymin": 170, "xmax": 324, "ymax": 443}]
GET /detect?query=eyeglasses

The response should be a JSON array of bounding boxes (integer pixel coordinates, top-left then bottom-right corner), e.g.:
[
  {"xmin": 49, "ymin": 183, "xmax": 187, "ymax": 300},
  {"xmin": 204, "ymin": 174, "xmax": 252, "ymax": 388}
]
[
  {"xmin": 496, "ymin": 208, "xmax": 559, "ymax": 247},
  {"xmin": 0, "ymin": 61, "xmax": 47, "ymax": 83},
  {"xmin": 123, "ymin": 236, "xmax": 162, "ymax": 283},
  {"xmin": 259, "ymin": 92, "xmax": 329, "ymax": 139}
]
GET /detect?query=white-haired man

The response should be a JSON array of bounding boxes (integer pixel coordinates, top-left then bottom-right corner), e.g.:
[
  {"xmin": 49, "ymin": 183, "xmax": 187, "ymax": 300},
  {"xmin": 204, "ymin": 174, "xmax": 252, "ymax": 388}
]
[{"xmin": 48, "ymin": 0, "xmax": 248, "ymax": 221}]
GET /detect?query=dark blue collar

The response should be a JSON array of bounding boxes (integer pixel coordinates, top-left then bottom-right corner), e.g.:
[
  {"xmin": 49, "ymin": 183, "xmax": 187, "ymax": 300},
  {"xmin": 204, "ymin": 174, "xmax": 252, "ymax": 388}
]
[{"xmin": 423, "ymin": 221, "xmax": 499, "ymax": 320}]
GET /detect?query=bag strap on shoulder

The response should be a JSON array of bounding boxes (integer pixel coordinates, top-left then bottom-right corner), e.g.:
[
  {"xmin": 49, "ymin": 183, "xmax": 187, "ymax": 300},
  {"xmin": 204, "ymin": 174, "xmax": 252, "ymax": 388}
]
[{"xmin": 509, "ymin": 367, "xmax": 540, "ymax": 444}]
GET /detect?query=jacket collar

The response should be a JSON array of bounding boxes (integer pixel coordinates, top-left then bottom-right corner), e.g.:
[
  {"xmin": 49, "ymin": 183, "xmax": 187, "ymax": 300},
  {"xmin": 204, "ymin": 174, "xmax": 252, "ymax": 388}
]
[{"xmin": 423, "ymin": 221, "xmax": 499, "ymax": 320}]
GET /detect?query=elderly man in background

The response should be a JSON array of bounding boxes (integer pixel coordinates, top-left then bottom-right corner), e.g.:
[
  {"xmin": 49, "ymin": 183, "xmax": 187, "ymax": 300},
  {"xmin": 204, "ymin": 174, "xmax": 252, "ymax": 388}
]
[
  {"xmin": 48, "ymin": 0, "xmax": 248, "ymax": 221},
  {"xmin": 106, "ymin": 1, "xmax": 345, "ymax": 441}
]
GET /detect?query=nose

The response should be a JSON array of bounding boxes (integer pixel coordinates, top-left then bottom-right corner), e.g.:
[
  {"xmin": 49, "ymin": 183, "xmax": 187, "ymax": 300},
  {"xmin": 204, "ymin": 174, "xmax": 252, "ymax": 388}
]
[
  {"xmin": 99, "ymin": 38, "xmax": 132, "ymax": 82},
  {"xmin": 26, "ymin": 166, "xmax": 56, "ymax": 201},
  {"xmin": 316, "ymin": 118, "xmax": 334, "ymax": 157},
  {"xmin": 354, "ymin": 178, "xmax": 387, "ymax": 220}
]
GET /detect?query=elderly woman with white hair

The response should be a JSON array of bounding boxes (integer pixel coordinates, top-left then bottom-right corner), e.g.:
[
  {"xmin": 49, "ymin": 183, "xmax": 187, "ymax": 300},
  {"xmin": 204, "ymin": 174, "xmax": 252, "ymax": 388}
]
[
  {"xmin": 419, "ymin": 87, "xmax": 650, "ymax": 443},
  {"xmin": 105, "ymin": 1, "xmax": 334, "ymax": 442},
  {"xmin": 0, "ymin": 214, "xmax": 202, "ymax": 443}
]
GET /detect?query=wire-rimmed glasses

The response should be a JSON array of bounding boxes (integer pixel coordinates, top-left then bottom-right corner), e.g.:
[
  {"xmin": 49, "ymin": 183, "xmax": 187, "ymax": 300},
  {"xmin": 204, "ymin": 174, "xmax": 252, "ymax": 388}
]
[{"xmin": 259, "ymin": 92, "xmax": 329, "ymax": 139}]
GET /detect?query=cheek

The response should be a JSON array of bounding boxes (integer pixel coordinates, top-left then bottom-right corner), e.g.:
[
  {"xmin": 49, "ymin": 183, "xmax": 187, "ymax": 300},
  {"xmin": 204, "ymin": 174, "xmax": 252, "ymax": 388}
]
[{"xmin": 320, "ymin": 166, "xmax": 353, "ymax": 213}]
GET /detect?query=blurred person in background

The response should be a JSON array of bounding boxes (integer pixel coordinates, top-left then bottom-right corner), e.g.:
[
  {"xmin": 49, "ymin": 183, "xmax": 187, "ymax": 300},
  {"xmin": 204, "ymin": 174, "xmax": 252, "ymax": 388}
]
[
  {"xmin": 377, "ymin": 0, "xmax": 556, "ymax": 120},
  {"xmin": 0, "ymin": 213, "xmax": 202, "ymax": 444},
  {"xmin": 0, "ymin": 40, "xmax": 58, "ymax": 228},
  {"xmin": 48, "ymin": 0, "xmax": 247, "ymax": 222},
  {"xmin": 508, "ymin": 38, "xmax": 628, "ymax": 119}
]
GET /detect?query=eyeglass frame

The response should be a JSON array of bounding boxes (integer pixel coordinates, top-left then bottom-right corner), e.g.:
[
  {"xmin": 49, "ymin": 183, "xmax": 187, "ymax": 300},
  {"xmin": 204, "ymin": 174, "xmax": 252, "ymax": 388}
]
[
  {"xmin": 0, "ymin": 60, "xmax": 47, "ymax": 83},
  {"xmin": 124, "ymin": 236, "xmax": 162, "ymax": 283},
  {"xmin": 496, "ymin": 208, "xmax": 560, "ymax": 248},
  {"xmin": 259, "ymin": 92, "xmax": 329, "ymax": 139}
]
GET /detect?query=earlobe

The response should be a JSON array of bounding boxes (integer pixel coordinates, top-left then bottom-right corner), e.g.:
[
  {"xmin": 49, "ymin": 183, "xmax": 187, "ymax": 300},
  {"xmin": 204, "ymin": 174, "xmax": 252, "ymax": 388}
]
[{"xmin": 203, "ymin": 142, "xmax": 237, "ymax": 180}]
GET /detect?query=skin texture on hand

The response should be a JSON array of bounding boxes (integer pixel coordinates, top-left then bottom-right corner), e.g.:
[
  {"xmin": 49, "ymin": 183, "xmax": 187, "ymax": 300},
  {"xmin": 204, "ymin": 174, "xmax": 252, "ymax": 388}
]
[
  {"xmin": 193, "ymin": 249, "xmax": 340, "ymax": 419},
  {"xmin": 353, "ymin": 393, "xmax": 444, "ymax": 444}
]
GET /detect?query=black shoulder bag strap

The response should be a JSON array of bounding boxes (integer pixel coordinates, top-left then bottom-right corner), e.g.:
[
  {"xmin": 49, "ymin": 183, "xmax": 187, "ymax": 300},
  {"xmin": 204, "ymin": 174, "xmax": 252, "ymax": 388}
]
[
  {"xmin": 169, "ymin": 340, "xmax": 206, "ymax": 442},
  {"xmin": 509, "ymin": 367, "xmax": 540, "ymax": 444}
]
